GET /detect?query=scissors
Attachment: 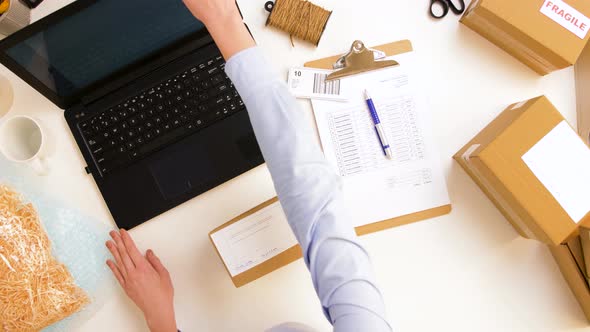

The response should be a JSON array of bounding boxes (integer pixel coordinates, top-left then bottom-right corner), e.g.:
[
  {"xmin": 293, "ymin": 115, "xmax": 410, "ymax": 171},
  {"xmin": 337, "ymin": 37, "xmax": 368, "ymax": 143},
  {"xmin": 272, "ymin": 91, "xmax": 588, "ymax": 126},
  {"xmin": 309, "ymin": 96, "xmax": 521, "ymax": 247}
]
[{"xmin": 429, "ymin": 0, "xmax": 466, "ymax": 19}]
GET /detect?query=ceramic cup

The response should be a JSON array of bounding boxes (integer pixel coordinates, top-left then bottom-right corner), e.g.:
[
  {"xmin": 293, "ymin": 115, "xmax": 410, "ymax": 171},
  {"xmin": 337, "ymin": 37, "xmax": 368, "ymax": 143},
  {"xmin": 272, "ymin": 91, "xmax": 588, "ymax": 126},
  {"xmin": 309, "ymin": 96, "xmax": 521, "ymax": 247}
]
[
  {"xmin": 0, "ymin": 115, "xmax": 50, "ymax": 175},
  {"xmin": 0, "ymin": 0, "xmax": 31, "ymax": 37}
]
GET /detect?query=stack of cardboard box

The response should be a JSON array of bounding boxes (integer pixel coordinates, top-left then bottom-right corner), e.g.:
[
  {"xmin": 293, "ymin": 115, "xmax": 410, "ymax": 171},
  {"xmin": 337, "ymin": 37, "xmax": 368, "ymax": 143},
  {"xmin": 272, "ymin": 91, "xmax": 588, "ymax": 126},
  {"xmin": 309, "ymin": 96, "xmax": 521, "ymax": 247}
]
[
  {"xmin": 459, "ymin": 0, "xmax": 590, "ymax": 321},
  {"xmin": 454, "ymin": 96, "xmax": 590, "ymax": 321},
  {"xmin": 461, "ymin": 0, "xmax": 590, "ymax": 75}
]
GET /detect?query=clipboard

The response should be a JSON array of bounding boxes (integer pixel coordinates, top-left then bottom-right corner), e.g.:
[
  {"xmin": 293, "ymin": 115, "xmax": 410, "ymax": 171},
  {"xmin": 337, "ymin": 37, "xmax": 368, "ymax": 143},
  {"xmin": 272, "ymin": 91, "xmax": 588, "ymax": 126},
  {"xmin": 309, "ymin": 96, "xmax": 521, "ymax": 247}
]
[
  {"xmin": 211, "ymin": 40, "xmax": 452, "ymax": 288},
  {"xmin": 305, "ymin": 39, "xmax": 452, "ymax": 236},
  {"xmin": 209, "ymin": 197, "xmax": 302, "ymax": 288}
]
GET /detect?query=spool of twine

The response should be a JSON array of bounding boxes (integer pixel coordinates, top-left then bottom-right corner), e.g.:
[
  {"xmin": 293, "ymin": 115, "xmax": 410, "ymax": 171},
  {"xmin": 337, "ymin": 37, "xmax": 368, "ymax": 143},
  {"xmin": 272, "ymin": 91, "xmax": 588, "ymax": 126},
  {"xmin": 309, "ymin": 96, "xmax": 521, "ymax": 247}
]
[{"xmin": 265, "ymin": 0, "xmax": 332, "ymax": 46}]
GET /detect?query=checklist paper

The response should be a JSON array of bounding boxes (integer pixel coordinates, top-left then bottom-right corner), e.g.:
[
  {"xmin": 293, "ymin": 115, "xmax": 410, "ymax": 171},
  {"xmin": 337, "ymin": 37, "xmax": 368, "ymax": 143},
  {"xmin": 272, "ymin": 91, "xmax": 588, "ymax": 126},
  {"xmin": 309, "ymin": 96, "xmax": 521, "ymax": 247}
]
[
  {"xmin": 522, "ymin": 121, "xmax": 590, "ymax": 223},
  {"xmin": 311, "ymin": 52, "xmax": 451, "ymax": 227},
  {"xmin": 210, "ymin": 201, "xmax": 298, "ymax": 277}
]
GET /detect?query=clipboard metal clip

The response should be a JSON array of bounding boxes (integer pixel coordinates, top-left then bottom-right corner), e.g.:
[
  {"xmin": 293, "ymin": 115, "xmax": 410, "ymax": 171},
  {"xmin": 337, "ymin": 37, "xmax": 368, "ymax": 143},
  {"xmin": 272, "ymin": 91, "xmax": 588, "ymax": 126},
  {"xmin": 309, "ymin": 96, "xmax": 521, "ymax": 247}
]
[{"xmin": 327, "ymin": 40, "xmax": 399, "ymax": 81}]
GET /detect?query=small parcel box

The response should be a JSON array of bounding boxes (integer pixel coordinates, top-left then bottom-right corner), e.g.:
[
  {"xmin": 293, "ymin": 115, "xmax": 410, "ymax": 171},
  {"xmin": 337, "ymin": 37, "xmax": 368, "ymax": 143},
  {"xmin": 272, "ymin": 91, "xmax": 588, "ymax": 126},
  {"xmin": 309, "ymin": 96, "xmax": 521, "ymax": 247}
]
[
  {"xmin": 461, "ymin": 0, "xmax": 590, "ymax": 75},
  {"xmin": 454, "ymin": 96, "xmax": 590, "ymax": 246}
]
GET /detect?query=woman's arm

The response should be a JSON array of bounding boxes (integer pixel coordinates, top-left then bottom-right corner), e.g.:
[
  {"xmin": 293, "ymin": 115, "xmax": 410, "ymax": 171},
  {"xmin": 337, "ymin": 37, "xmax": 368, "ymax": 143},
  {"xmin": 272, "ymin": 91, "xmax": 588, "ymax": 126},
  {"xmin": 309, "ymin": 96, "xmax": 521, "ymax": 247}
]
[
  {"xmin": 183, "ymin": 1, "xmax": 392, "ymax": 330},
  {"xmin": 105, "ymin": 2, "xmax": 392, "ymax": 331}
]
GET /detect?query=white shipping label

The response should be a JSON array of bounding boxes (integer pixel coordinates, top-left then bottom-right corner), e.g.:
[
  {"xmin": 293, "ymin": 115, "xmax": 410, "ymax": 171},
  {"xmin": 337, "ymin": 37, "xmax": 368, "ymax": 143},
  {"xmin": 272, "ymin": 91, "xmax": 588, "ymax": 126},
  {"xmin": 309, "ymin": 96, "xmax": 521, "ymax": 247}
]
[
  {"xmin": 287, "ymin": 67, "xmax": 348, "ymax": 101},
  {"xmin": 210, "ymin": 201, "xmax": 298, "ymax": 277},
  {"xmin": 540, "ymin": 0, "xmax": 590, "ymax": 39},
  {"xmin": 522, "ymin": 121, "xmax": 590, "ymax": 223}
]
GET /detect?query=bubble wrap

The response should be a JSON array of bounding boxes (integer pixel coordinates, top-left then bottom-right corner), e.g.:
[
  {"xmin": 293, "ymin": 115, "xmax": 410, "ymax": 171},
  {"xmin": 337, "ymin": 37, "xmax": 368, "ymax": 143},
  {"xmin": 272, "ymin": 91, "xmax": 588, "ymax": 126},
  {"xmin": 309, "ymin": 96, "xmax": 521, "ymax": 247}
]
[{"xmin": 0, "ymin": 157, "xmax": 117, "ymax": 331}]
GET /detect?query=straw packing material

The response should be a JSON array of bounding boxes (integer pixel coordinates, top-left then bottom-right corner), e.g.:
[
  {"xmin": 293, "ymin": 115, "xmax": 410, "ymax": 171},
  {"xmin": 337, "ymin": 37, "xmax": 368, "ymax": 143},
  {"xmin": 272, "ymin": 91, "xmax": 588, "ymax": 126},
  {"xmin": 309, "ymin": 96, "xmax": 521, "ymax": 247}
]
[{"xmin": 0, "ymin": 184, "xmax": 89, "ymax": 332}]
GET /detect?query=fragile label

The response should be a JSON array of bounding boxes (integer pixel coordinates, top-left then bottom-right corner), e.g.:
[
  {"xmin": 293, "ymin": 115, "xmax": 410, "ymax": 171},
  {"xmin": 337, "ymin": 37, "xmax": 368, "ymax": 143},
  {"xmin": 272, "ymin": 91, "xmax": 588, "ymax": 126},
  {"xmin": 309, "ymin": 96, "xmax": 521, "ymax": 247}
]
[{"xmin": 540, "ymin": 0, "xmax": 590, "ymax": 39}]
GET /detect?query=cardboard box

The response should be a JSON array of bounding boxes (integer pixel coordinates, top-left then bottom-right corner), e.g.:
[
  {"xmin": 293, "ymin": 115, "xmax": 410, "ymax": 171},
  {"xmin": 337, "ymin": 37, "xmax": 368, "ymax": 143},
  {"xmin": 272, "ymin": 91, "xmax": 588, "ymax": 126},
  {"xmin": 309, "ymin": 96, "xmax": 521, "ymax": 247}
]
[
  {"xmin": 549, "ymin": 237, "xmax": 590, "ymax": 322},
  {"xmin": 579, "ymin": 227, "xmax": 590, "ymax": 281},
  {"xmin": 575, "ymin": 42, "xmax": 590, "ymax": 143},
  {"xmin": 461, "ymin": 0, "xmax": 590, "ymax": 75},
  {"xmin": 454, "ymin": 96, "xmax": 590, "ymax": 245}
]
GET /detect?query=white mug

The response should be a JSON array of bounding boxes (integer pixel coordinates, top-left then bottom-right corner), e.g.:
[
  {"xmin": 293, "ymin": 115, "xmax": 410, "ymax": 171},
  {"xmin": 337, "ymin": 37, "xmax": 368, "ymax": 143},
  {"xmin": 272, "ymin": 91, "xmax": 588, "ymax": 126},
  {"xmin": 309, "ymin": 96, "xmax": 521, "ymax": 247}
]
[
  {"xmin": 0, "ymin": 115, "xmax": 50, "ymax": 175},
  {"xmin": 0, "ymin": 74, "xmax": 13, "ymax": 119}
]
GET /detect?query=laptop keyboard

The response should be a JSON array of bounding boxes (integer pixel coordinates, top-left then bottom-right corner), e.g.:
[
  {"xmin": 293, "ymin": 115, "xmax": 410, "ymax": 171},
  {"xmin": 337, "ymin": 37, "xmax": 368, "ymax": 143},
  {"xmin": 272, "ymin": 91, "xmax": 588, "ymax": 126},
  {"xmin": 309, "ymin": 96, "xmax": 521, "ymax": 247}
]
[{"xmin": 78, "ymin": 55, "xmax": 245, "ymax": 176}]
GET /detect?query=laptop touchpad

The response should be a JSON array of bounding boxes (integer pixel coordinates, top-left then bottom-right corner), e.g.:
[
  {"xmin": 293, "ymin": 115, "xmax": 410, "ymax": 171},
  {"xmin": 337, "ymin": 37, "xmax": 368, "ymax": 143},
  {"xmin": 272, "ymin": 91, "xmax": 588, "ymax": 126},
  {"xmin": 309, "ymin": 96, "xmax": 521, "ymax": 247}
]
[{"xmin": 149, "ymin": 146, "xmax": 214, "ymax": 201}]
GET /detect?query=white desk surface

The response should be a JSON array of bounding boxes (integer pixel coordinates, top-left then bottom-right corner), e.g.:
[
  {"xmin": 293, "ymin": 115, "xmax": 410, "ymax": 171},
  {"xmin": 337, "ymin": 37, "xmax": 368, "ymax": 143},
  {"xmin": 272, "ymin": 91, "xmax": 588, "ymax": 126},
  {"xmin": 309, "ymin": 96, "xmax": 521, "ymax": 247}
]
[{"xmin": 0, "ymin": 0, "xmax": 587, "ymax": 331}]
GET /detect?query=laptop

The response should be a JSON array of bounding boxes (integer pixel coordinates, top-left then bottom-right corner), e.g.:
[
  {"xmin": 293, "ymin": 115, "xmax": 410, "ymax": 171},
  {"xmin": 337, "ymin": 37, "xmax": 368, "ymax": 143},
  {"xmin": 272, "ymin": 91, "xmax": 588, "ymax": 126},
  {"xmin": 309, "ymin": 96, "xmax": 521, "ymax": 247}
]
[{"xmin": 0, "ymin": 0, "xmax": 264, "ymax": 229}]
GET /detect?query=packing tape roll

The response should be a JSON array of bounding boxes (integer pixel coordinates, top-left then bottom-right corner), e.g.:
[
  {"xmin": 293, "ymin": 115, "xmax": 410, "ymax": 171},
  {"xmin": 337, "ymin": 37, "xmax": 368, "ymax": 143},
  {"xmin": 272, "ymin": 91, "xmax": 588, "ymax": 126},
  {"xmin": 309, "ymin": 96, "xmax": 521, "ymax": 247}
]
[{"xmin": 0, "ymin": 0, "xmax": 30, "ymax": 37}]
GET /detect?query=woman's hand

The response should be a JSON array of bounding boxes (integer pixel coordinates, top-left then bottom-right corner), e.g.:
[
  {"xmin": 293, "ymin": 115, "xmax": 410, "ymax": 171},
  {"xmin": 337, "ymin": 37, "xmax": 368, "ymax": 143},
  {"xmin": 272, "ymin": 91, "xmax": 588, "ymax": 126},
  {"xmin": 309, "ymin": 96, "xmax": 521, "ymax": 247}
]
[
  {"xmin": 182, "ymin": 0, "xmax": 241, "ymax": 29},
  {"xmin": 106, "ymin": 230, "xmax": 177, "ymax": 332},
  {"xmin": 182, "ymin": 0, "xmax": 256, "ymax": 60}
]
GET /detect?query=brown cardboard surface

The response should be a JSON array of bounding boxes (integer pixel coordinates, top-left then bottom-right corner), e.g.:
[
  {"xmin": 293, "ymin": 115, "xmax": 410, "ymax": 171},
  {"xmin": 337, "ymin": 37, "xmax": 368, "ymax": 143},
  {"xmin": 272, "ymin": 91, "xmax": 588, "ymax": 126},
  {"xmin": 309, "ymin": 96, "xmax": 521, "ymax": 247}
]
[
  {"xmin": 569, "ymin": 235, "xmax": 588, "ymax": 278},
  {"xmin": 461, "ymin": 0, "xmax": 590, "ymax": 74},
  {"xmin": 455, "ymin": 96, "xmax": 587, "ymax": 245},
  {"xmin": 477, "ymin": 97, "xmax": 581, "ymax": 245},
  {"xmin": 485, "ymin": 0, "xmax": 589, "ymax": 65},
  {"xmin": 461, "ymin": 11, "xmax": 555, "ymax": 75},
  {"xmin": 576, "ymin": 42, "xmax": 590, "ymax": 143},
  {"xmin": 549, "ymin": 241, "xmax": 590, "ymax": 322},
  {"xmin": 469, "ymin": 154, "xmax": 543, "ymax": 240},
  {"xmin": 355, "ymin": 205, "xmax": 452, "ymax": 236},
  {"xmin": 454, "ymin": 141, "xmax": 533, "ymax": 239},
  {"xmin": 209, "ymin": 197, "xmax": 303, "ymax": 288},
  {"xmin": 453, "ymin": 100, "xmax": 540, "ymax": 239},
  {"xmin": 580, "ymin": 228, "xmax": 590, "ymax": 279}
]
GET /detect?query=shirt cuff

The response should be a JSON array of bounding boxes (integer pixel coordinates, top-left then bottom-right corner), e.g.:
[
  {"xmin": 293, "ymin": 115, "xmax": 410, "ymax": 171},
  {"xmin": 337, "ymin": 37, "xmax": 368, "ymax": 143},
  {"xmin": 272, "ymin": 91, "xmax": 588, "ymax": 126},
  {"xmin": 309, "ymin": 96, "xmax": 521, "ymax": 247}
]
[{"xmin": 224, "ymin": 46, "xmax": 280, "ymax": 99}]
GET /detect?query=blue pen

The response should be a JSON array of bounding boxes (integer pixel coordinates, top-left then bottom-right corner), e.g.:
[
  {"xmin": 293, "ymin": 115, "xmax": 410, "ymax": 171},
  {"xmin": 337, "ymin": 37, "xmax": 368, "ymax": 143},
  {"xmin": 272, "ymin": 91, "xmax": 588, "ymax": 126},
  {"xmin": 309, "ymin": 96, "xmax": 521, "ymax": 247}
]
[{"xmin": 364, "ymin": 89, "xmax": 393, "ymax": 159}]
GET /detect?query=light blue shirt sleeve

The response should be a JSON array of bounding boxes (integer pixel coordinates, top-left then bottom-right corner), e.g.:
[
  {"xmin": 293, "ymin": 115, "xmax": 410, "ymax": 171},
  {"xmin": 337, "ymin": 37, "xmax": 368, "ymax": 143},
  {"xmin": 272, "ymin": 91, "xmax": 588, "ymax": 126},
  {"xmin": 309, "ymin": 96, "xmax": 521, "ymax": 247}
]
[{"xmin": 225, "ymin": 46, "xmax": 392, "ymax": 332}]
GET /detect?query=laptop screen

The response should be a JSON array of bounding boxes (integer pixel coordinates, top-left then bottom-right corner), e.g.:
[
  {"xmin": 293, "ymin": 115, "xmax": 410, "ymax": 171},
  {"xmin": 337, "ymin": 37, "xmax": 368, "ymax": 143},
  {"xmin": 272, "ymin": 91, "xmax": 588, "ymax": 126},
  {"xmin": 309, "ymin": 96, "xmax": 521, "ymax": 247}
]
[{"xmin": 1, "ymin": 0, "xmax": 205, "ymax": 104}]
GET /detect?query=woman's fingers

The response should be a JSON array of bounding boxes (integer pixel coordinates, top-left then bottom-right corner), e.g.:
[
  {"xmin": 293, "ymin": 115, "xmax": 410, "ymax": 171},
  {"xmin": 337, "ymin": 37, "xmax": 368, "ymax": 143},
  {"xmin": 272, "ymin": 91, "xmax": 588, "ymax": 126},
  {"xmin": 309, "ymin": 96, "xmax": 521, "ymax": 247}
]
[
  {"xmin": 146, "ymin": 249, "xmax": 169, "ymax": 279},
  {"xmin": 120, "ymin": 229, "xmax": 145, "ymax": 267},
  {"xmin": 107, "ymin": 259, "xmax": 126, "ymax": 286},
  {"xmin": 106, "ymin": 240, "xmax": 128, "ymax": 279},
  {"xmin": 110, "ymin": 230, "xmax": 136, "ymax": 271}
]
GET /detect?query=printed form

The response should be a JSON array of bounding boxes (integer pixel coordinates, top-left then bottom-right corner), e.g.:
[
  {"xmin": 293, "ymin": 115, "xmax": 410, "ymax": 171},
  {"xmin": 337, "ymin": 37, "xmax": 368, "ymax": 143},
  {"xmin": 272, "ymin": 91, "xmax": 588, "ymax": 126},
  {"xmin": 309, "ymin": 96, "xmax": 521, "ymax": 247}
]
[
  {"xmin": 312, "ymin": 52, "xmax": 451, "ymax": 227},
  {"xmin": 210, "ymin": 201, "xmax": 298, "ymax": 277}
]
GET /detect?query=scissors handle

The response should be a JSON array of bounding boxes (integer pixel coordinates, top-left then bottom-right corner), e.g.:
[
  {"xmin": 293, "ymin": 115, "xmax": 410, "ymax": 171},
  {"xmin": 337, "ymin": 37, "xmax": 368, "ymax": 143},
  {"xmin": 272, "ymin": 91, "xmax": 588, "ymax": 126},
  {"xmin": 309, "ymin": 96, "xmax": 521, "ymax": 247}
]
[
  {"xmin": 430, "ymin": 0, "xmax": 450, "ymax": 19},
  {"xmin": 448, "ymin": 0, "xmax": 466, "ymax": 15}
]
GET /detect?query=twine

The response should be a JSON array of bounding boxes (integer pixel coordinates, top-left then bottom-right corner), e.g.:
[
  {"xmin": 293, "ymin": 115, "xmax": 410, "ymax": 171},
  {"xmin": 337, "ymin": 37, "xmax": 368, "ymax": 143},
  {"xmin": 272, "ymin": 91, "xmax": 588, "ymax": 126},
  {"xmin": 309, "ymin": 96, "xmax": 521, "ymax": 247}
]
[{"xmin": 266, "ymin": 0, "xmax": 332, "ymax": 46}]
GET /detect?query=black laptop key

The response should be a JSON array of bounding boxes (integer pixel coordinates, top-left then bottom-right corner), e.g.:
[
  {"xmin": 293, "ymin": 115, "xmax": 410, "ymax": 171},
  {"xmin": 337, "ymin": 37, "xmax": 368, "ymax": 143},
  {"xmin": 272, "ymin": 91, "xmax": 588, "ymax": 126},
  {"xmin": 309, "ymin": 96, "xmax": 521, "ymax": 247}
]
[
  {"xmin": 208, "ymin": 67, "xmax": 219, "ymax": 76},
  {"xmin": 80, "ymin": 55, "xmax": 246, "ymax": 176},
  {"xmin": 211, "ymin": 74, "xmax": 224, "ymax": 85},
  {"xmin": 138, "ymin": 125, "xmax": 188, "ymax": 156},
  {"xmin": 97, "ymin": 148, "xmax": 121, "ymax": 162}
]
